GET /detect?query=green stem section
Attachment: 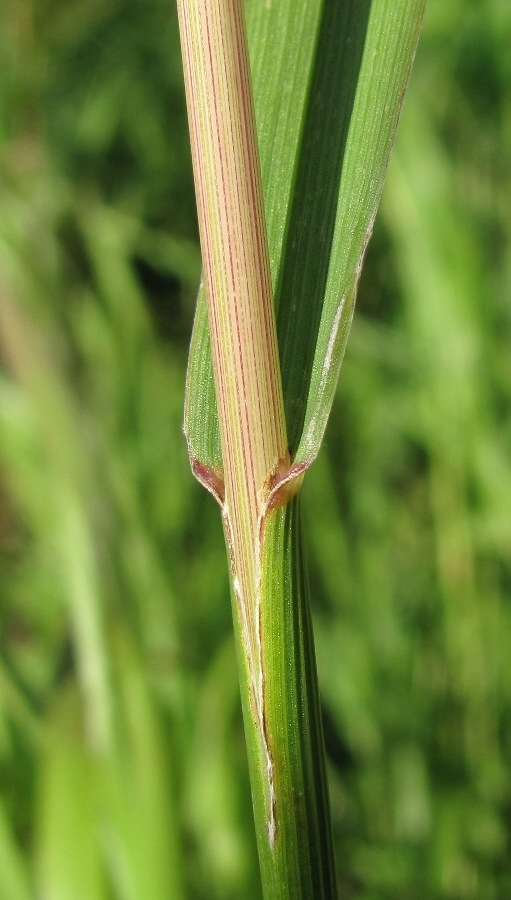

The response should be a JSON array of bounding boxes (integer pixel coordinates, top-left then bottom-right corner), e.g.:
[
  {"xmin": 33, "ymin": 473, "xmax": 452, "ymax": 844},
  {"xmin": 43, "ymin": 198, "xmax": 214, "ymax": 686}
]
[{"xmin": 234, "ymin": 494, "xmax": 336, "ymax": 898}]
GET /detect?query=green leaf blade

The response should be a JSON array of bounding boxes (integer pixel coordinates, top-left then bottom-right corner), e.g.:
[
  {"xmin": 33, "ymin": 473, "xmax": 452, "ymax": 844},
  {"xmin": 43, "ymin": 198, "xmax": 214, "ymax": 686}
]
[{"xmin": 294, "ymin": 0, "xmax": 426, "ymax": 464}]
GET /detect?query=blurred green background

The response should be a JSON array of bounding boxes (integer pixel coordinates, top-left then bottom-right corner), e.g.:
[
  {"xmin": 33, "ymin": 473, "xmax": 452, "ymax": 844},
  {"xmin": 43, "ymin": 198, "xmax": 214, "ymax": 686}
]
[{"xmin": 0, "ymin": 1, "xmax": 510, "ymax": 898}]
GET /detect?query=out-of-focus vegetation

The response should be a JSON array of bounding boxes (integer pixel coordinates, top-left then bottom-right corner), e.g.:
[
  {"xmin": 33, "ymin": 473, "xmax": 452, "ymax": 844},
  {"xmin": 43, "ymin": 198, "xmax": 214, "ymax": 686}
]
[{"xmin": 0, "ymin": 1, "xmax": 510, "ymax": 897}]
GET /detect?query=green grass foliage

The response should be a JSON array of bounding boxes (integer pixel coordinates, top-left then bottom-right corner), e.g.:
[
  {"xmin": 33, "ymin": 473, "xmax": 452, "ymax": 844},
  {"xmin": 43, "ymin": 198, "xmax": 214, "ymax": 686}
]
[{"xmin": 0, "ymin": 2, "xmax": 510, "ymax": 898}]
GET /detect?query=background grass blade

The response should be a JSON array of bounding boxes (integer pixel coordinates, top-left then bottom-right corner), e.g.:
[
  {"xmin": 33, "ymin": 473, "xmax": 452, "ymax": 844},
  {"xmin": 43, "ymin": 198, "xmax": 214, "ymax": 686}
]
[
  {"xmin": 0, "ymin": 800, "xmax": 31, "ymax": 900},
  {"xmin": 36, "ymin": 686, "xmax": 105, "ymax": 900}
]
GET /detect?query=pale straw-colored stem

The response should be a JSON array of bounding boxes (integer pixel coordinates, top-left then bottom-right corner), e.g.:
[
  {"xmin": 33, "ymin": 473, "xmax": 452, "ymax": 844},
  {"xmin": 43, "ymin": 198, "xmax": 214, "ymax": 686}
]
[{"xmin": 176, "ymin": 0, "xmax": 292, "ymax": 845}]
